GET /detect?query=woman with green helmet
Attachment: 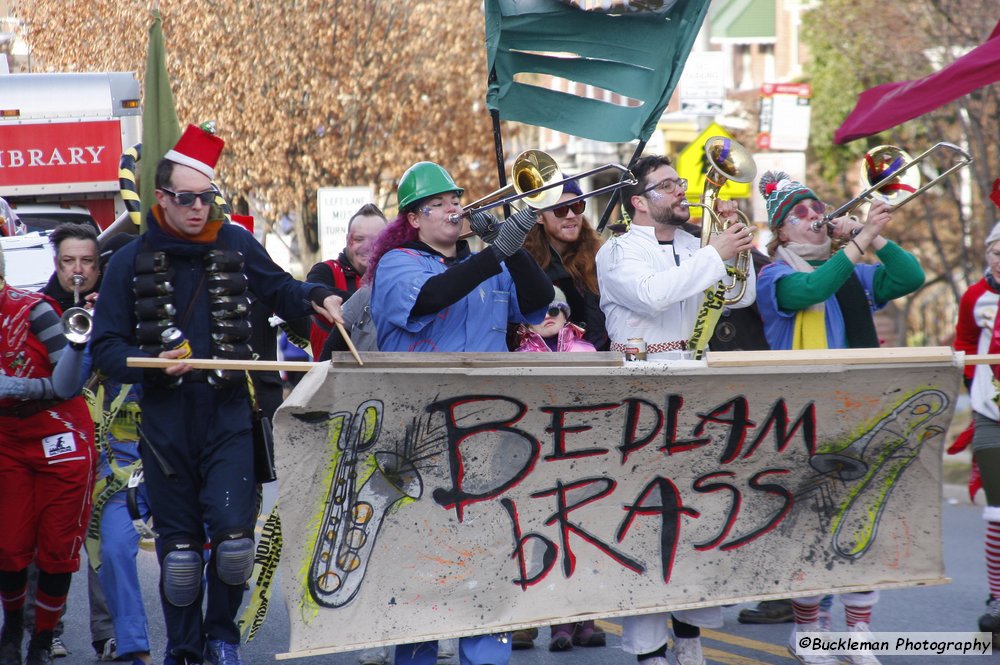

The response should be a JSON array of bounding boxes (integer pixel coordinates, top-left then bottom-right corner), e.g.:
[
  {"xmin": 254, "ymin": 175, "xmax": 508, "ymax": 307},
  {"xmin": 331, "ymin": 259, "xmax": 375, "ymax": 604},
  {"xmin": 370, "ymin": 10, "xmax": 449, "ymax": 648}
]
[
  {"xmin": 367, "ymin": 161, "xmax": 552, "ymax": 665},
  {"xmin": 368, "ymin": 161, "xmax": 553, "ymax": 354}
]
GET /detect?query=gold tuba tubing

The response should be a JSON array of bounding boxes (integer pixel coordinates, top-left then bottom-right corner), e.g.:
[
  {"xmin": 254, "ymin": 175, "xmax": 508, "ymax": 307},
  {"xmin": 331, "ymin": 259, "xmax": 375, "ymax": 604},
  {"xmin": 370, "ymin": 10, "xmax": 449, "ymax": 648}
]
[{"xmin": 687, "ymin": 136, "xmax": 757, "ymax": 304}]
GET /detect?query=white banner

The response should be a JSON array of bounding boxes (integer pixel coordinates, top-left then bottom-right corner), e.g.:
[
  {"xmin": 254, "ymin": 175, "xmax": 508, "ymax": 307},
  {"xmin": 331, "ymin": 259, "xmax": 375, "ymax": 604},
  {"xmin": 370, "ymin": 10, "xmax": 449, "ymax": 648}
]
[{"xmin": 274, "ymin": 354, "xmax": 958, "ymax": 657}]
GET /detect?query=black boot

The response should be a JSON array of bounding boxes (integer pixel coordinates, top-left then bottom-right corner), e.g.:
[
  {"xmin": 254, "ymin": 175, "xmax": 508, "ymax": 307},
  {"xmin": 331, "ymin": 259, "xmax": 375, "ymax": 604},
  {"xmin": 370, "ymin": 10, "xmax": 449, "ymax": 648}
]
[
  {"xmin": 24, "ymin": 631, "xmax": 52, "ymax": 665},
  {"xmin": 0, "ymin": 611, "xmax": 24, "ymax": 665},
  {"xmin": 979, "ymin": 596, "xmax": 1000, "ymax": 633}
]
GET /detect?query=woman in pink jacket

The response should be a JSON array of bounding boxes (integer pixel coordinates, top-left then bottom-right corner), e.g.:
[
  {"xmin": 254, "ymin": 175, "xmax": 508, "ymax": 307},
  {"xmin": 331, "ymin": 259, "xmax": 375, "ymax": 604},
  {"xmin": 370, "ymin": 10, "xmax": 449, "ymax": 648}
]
[{"xmin": 515, "ymin": 286, "xmax": 596, "ymax": 354}]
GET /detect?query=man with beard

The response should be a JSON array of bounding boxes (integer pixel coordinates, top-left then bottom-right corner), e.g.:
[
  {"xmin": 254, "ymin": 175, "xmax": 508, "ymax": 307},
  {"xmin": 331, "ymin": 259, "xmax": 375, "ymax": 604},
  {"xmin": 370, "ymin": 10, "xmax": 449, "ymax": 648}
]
[
  {"xmin": 521, "ymin": 179, "xmax": 609, "ymax": 351},
  {"xmin": 594, "ymin": 155, "xmax": 755, "ymax": 665},
  {"xmin": 596, "ymin": 154, "xmax": 755, "ymax": 361}
]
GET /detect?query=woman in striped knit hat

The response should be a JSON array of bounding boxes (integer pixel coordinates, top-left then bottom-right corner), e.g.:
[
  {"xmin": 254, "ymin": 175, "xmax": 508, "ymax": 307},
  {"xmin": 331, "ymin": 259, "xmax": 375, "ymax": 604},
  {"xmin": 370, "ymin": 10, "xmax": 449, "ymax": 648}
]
[{"xmin": 754, "ymin": 170, "xmax": 924, "ymax": 665}]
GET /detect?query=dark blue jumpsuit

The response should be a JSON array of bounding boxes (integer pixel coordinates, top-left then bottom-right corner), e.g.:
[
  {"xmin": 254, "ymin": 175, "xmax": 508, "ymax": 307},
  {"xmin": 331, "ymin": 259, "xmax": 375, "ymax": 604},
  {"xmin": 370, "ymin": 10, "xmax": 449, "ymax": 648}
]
[{"xmin": 90, "ymin": 213, "xmax": 323, "ymax": 661}]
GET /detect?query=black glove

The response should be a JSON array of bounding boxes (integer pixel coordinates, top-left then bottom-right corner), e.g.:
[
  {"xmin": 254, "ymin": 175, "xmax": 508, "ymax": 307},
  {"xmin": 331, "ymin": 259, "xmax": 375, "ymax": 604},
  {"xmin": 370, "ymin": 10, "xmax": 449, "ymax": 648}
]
[{"xmin": 491, "ymin": 208, "xmax": 537, "ymax": 258}]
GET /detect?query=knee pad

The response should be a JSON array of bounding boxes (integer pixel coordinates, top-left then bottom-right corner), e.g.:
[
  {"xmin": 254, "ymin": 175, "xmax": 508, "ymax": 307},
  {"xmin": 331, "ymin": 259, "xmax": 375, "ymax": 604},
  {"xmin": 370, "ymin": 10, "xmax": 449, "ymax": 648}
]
[
  {"xmin": 162, "ymin": 540, "xmax": 204, "ymax": 607},
  {"xmin": 213, "ymin": 531, "xmax": 255, "ymax": 586}
]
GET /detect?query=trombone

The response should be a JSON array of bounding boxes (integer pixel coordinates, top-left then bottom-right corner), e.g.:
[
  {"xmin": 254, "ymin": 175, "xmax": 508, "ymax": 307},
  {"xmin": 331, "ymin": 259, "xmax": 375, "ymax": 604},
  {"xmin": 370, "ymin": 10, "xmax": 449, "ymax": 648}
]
[
  {"xmin": 452, "ymin": 149, "xmax": 637, "ymax": 227},
  {"xmin": 811, "ymin": 142, "xmax": 973, "ymax": 232}
]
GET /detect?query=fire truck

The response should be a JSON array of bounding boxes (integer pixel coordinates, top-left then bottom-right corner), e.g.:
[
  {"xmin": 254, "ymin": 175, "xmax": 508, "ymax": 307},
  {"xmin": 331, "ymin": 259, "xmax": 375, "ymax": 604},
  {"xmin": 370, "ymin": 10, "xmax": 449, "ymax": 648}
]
[{"xmin": 0, "ymin": 71, "xmax": 141, "ymax": 232}]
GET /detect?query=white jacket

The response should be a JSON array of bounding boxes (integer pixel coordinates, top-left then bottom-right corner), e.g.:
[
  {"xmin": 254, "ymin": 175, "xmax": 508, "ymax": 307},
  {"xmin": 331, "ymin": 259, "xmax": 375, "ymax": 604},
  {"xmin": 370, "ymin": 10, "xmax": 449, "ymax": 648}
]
[{"xmin": 596, "ymin": 224, "xmax": 756, "ymax": 358}]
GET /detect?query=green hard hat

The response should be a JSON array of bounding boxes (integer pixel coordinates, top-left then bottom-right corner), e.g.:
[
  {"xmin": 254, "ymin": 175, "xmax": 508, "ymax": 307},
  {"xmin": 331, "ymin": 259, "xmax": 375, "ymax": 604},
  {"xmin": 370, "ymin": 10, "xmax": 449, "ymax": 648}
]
[{"xmin": 397, "ymin": 162, "xmax": 464, "ymax": 211}]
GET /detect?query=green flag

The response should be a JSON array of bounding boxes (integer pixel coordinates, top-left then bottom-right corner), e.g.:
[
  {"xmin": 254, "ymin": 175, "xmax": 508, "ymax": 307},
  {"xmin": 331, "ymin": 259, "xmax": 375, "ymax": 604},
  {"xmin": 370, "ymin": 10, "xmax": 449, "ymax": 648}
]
[
  {"xmin": 140, "ymin": 10, "xmax": 181, "ymax": 229},
  {"xmin": 485, "ymin": 0, "xmax": 711, "ymax": 143}
]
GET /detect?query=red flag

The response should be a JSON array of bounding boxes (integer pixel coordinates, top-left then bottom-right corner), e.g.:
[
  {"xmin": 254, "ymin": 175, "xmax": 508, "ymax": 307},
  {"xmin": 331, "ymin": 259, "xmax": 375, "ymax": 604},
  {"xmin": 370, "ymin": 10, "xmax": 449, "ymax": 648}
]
[{"xmin": 834, "ymin": 18, "xmax": 1000, "ymax": 144}]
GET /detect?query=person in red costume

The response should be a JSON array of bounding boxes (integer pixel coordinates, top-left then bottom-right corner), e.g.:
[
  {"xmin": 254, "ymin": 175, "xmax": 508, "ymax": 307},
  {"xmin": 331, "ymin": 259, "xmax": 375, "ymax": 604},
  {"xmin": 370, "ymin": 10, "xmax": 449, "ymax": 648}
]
[
  {"xmin": 0, "ymin": 245, "xmax": 94, "ymax": 665},
  {"xmin": 954, "ymin": 217, "xmax": 1000, "ymax": 644}
]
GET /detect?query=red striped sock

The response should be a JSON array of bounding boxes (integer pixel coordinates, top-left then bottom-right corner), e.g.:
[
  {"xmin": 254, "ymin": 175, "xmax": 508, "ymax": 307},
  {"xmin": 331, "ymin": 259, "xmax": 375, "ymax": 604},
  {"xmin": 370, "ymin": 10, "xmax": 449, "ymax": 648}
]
[
  {"xmin": 32, "ymin": 590, "xmax": 65, "ymax": 635},
  {"xmin": 986, "ymin": 520, "xmax": 1000, "ymax": 598},
  {"xmin": 792, "ymin": 601, "xmax": 820, "ymax": 625},
  {"xmin": 845, "ymin": 605, "xmax": 872, "ymax": 627},
  {"xmin": 0, "ymin": 587, "xmax": 26, "ymax": 614}
]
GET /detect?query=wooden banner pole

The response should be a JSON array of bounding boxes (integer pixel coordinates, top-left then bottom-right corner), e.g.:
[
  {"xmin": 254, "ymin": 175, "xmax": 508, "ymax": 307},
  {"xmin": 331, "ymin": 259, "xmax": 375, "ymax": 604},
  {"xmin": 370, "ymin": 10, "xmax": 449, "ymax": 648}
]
[{"xmin": 123, "ymin": 347, "xmax": 1000, "ymax": 373}]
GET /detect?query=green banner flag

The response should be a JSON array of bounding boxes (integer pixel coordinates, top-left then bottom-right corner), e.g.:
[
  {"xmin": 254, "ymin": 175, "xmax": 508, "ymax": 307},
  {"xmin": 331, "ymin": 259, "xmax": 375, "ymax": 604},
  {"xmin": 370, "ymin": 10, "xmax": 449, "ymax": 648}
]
[
  {"xmin": 484, "ymin": 0, "xmax": 711, "ymax": 143},
  {"xmin": 140, "ymin": 10, "xmax": 181, "ymax": 229}
]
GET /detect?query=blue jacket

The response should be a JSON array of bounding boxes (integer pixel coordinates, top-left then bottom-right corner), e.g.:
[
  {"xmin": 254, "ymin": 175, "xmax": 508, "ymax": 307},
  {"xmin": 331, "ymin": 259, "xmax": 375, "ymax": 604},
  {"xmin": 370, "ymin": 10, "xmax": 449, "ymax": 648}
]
[
  {"xmin": 756, "ymin": 260, "xmax": 880, "ymax": 350},
  {"xmin": 372, "ymin": 246, "xmax": 540, "ymax": 352}
]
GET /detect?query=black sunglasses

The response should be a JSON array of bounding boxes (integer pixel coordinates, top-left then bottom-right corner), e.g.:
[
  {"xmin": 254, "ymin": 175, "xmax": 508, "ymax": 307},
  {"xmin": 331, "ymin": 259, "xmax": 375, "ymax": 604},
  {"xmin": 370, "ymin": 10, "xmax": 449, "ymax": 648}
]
[
  {"xmin": 159, "ymin": 187, "xmax": 216, "ymax": 207},
  {"xmin": 545, "ymin": 306, "xmax": 564, "ymax": 318},
  {"xmin": 551, "ymin": 200, "xmax": 586, "ymax": 219}
]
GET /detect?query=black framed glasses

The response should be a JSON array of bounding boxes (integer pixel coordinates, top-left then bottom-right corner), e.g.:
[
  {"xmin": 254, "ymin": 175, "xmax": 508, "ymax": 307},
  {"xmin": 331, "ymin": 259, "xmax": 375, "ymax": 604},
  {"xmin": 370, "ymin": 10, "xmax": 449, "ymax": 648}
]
[
  {"xmin": 545, "ymin": 306, "xmax": 564, "ymax": 318},
  {"xmin": 641, "ymin": 177, "xmax": 688, "ymax": 196},
  {"xmin": 551, "ymin": 200, "xmax": 586, "ymax": 219},
  {"xmin": 159, "ymin": 187, "xmax": 216, "ymax": 207}
]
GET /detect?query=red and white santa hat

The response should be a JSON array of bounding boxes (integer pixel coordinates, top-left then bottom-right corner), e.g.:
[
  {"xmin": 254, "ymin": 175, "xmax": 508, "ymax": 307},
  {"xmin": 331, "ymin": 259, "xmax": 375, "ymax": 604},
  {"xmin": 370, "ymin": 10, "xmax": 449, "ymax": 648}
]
[
  {"xmin": 164, "ymin": 124, "xmax": 225, "ymax": 179},
  {"xmin": 230, "ymin": 214, "xmax": 254, "ymax": 234}
]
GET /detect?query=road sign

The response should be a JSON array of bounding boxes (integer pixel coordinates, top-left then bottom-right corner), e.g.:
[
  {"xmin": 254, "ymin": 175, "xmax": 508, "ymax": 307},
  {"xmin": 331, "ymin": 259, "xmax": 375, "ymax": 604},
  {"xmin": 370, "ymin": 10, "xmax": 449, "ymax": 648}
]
[
  {"xmin": 317, "ymin": 186, "xmax": 374, "ymax": 261},
  {"xmin": 679, "ymin": 51, "xmax": 726, "ymax": 117},
  {"xmin": 675, "ymin": 123, "xmax": 753, "ymax": 218},
  {"xmin": 757, "ymin": 82, "xmax": 812, "ymax": 152}
]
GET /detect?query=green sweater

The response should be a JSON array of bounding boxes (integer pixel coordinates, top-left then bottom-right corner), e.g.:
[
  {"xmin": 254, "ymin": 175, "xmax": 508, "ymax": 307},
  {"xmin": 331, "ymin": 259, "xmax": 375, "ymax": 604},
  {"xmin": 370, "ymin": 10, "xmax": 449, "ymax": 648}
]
[{"xmin": 774, "ymin": 241, "xmax": 925, "ymax": 311}]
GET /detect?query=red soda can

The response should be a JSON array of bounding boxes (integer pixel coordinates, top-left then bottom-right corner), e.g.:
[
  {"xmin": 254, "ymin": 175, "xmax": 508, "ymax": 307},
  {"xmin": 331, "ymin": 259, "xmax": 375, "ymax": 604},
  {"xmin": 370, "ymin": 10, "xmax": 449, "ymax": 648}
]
[{"xmin": 624, "ymin": 337, "xmax": 647, "ymax": 361}]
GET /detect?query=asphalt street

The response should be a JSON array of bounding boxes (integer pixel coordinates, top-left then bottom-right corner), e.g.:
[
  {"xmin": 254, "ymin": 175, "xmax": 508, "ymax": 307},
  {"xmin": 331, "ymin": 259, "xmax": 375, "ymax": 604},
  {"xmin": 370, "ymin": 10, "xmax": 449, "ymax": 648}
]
[{"xmin": 51, "ymin": 487, "xmax": 994, "ymax": 665}]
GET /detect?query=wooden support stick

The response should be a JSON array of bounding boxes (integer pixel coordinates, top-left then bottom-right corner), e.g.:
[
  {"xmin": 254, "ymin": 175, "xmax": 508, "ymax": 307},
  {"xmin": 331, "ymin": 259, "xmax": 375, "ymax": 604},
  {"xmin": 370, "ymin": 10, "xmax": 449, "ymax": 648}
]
[
  {"xmin": 964, "ymin": 354, "xmax": 1000, "ymax": 365},
  {"xmin": 705, "ymin": 346, "xmax": 955, "ymax": 367},
  {"xmin": 335, "ymin": 321, "xmax": 364, "ymax": 366},
  {"xmin": 128, "ymin": 357, "xmax": 318, "ymax": 372}
]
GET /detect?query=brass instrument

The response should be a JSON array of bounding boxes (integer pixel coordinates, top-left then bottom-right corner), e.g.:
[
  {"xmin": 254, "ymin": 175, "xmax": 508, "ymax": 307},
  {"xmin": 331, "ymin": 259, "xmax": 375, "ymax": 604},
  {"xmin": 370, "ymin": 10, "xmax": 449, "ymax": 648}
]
[
  {"xmin": 811, "ymin": 142, "xmax": 973, "ymax": 232},
  {"xmin": 683, "ymin": 136, "xmax": 757, "ymax": 304},
  {"xmin": 454, "ymin": 149, "xmax": 637, "ymax": 229},
  {"xmin": 71, "ymin": 274, "xmax": 84, "ymax": 306},
  {"xmin": 62, "ymin": 306, "xmax": 93, "ymax": 346}
]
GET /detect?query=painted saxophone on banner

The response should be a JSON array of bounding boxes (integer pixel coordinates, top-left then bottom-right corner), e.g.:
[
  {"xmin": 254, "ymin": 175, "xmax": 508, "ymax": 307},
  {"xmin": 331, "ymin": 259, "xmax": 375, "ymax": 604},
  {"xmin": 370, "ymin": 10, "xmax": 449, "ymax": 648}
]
[{"xmin": 308, "ymin": 400, "xmax": 424, "ymax": 608}]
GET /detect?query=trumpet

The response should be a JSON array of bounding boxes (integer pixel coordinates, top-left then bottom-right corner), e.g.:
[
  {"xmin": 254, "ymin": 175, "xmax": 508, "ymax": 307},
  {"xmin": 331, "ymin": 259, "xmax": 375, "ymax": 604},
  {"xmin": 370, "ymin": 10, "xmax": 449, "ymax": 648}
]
[
  {"xmin": 452, "ymin": 149, "xmax": 637, "ymax": 228},
  {"xmin": 71, "ymin": 274, "xmax": 84, "ymax": 307},
  {"xmin": 62, "ymin": 307, "xmax": 93, "ymax": 346},
  {"xmin": 811, "ymin": 142, "xmax": 973, "ymax": 232}
]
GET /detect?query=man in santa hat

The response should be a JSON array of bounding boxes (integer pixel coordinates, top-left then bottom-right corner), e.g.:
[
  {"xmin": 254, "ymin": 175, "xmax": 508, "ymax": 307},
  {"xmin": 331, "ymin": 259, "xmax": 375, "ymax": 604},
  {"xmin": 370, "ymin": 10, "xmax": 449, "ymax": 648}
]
[{"xmin": 90, "ymin": 124, "xmax": 344, "ymax": 665}]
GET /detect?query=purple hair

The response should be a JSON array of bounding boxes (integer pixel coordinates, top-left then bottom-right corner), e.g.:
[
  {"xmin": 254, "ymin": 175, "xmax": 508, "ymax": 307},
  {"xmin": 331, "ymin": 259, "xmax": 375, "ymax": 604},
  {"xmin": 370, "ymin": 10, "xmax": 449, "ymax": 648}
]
[{"xmin": 365, "ymin": 211, "xmax": 418, "ymax": 284}]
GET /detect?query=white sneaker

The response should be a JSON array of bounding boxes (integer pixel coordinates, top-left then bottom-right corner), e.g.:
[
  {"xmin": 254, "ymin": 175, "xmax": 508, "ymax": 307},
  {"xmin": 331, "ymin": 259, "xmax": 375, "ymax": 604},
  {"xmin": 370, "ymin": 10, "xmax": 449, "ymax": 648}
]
[
  {"xmin": 671, "ymin": 637, "xmax": 706, "ymax": 665},
  {"xmin": 98, "ymin": 638, "xmax": 117, "ymax": 661},
  {"xmin": 787, "ymin": 622, "xmax": 839, "ymax": 665},
  {"xmin": 49, "ymin": 637, "xmax": 69, "ymax": 658},
  {"xmin": 842, "ymin": 623, "xmax": 881, "ymax": 665}
]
